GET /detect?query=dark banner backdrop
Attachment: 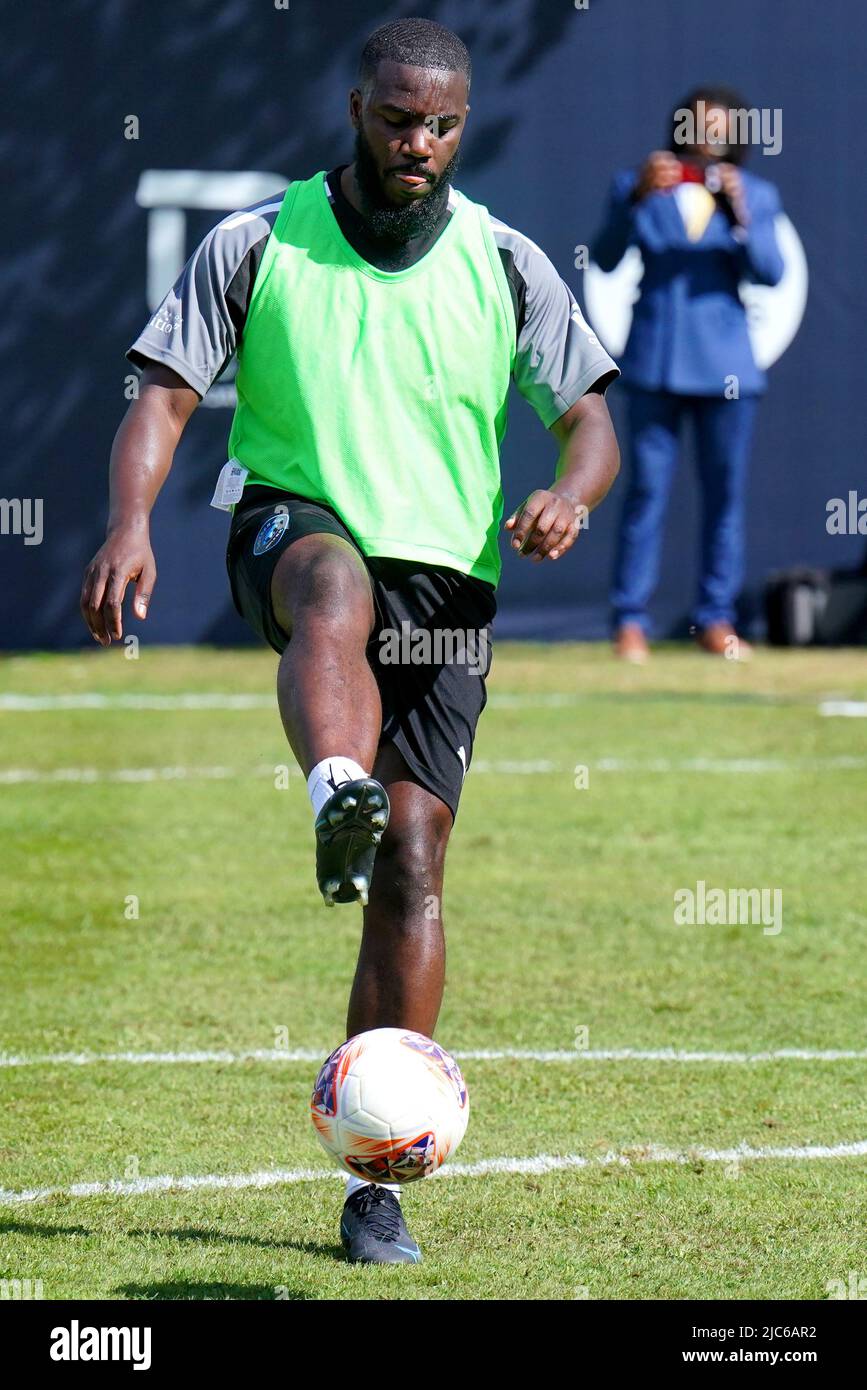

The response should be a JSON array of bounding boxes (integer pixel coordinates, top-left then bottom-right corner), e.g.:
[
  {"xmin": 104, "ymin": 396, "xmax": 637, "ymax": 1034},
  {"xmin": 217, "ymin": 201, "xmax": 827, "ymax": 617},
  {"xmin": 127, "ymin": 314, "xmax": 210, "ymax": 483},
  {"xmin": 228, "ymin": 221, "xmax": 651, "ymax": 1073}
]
[{"xmin": 4, "ymin": 0, "xmax": 864, "ymax": 649}]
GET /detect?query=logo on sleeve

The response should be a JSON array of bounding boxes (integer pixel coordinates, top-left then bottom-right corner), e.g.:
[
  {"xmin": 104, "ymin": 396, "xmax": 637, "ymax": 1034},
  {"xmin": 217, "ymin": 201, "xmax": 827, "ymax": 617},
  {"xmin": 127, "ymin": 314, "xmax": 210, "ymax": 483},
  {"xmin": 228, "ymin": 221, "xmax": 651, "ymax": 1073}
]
[
  {"xmin": 570, "ymin": 303, "xmax": 600, "ymax": 346},
  {"xmin": 148, "ymin": 311, "xmax": 182, "ymax": 336},
  {"xmin": 253, "ymin": 511, "xmax": 290, "ymax": 556}
]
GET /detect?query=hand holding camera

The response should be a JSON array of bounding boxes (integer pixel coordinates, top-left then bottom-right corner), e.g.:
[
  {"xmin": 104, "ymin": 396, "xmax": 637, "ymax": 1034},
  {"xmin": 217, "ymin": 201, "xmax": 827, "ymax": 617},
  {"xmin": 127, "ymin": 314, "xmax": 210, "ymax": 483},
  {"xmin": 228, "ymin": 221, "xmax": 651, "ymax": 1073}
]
[{"xmin": 634, "ymin": 151, "xmax": 749, "ymax": 228}]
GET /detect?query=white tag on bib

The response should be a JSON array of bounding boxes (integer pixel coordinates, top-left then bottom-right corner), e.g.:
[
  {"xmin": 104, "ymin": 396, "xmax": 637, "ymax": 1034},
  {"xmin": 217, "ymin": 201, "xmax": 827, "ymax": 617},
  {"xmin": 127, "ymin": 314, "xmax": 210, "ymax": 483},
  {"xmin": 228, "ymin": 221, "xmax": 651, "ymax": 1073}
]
[{"xmin": 210, "ymin": 459, "xmax": 249, "ymax": 511}]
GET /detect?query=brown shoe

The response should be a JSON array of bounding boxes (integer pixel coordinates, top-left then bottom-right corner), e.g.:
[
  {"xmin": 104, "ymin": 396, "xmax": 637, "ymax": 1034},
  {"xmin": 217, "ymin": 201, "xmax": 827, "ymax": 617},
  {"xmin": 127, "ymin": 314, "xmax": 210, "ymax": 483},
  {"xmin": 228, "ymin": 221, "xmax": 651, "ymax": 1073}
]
[
  {"xmin": 614, "ymin": 622, "xmax": 650, "ymax": 663},
  {"xmin": 696, "ymin": 623, "xmax": 752, "ymax": 660}
]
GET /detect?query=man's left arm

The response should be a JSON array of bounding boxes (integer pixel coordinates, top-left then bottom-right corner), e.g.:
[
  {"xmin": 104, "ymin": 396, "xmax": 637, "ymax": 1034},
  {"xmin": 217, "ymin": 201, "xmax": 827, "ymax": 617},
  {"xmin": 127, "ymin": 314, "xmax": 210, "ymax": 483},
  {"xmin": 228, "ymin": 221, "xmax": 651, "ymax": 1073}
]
[
  {"xmin": 506, "ymin": 392, "xmax": 620, "ymax": 561},
  {"xmin": 499, "ymin": 225, "xmax": 620, "ymax": 561}
]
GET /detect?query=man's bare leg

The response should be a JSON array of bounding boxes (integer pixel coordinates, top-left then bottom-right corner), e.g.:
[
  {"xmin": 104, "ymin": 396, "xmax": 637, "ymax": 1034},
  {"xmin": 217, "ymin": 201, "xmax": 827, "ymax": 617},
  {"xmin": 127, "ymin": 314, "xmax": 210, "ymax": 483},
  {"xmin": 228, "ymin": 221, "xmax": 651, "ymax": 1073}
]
[
  {"xmin": 347, "ymin": 742, "xmax": 452, "ymax": 1039},
  {"xmin": 270, "ymin": 532, "xmax": 382, "ymax": 774},
  {"xmin": 270, "ymin": 596, "xmax": 453, "ymax": 1265},
  {"xmin": 269, "ymin": 532, "xmax": 392, "ymax": 903},
  {"xmin": 340, "ymin": 744, "xmax": 451, "ymax": 1262},
  {"xmin": 268, "ymin": 533, "xmax": 452, "ymax": 1019}
]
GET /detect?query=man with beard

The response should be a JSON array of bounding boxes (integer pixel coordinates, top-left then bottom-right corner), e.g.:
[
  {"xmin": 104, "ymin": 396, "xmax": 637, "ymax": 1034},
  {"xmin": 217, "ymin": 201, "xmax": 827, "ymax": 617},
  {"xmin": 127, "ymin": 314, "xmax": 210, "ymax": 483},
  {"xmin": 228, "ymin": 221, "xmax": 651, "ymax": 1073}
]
[{"xmin": 80, "ymin": 17, "xmax": 620, "ymax": 1263}]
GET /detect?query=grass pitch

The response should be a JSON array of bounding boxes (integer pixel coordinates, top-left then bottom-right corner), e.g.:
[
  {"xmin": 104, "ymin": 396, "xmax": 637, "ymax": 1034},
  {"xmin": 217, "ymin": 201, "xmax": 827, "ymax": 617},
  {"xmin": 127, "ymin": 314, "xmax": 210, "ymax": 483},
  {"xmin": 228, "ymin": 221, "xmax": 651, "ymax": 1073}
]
[{"xmin": 1, "ymin": 642, "xmax": 865, "ymax": 1300}]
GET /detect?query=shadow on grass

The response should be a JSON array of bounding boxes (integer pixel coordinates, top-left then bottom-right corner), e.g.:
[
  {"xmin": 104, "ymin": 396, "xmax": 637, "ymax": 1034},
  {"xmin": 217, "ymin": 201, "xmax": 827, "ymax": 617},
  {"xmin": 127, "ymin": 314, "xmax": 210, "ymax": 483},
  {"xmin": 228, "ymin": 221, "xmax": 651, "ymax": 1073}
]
[
  {"xmin": 116, "ymin": 1282, "xmax": 315, "ymax": 1300},
  {"xmin": 128, "ymin": 1228, "xmax": 346, "ymax": 1262},
  {"xmin": 0, "ymin": 1220, "xmax": 95, "ymax": 1239},
  {"xmin": 0, "ymin": 1218, "xmax": 345, "ymax": 1265}
]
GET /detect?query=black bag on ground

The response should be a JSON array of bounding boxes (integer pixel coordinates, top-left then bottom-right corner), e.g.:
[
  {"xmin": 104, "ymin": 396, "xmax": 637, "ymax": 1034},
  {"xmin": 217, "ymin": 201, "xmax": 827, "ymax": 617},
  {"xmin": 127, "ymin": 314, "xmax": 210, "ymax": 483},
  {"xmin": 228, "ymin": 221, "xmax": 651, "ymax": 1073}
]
[{"xmin": 765, "ymin": 567, "xmax": 867, "ymax": 645}]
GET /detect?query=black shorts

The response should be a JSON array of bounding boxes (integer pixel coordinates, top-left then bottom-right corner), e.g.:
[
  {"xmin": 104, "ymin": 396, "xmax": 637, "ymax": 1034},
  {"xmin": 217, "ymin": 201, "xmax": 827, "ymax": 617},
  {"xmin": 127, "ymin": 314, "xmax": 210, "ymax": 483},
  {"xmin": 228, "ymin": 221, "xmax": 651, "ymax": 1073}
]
[{"xmin": 226, "ymin": 486, "xmax": 497, "ymax": 821}]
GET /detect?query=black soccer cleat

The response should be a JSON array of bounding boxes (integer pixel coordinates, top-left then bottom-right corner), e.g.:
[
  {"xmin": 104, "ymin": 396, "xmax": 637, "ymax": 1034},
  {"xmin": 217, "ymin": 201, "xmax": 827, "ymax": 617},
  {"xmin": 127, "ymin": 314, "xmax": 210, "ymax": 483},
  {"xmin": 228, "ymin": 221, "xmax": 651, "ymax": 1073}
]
[
  {"xmin": 314, "ymin": 777, "xmax": 390, "ymax": 906},
  {"xmin": 340, "ymin": 1184, "xmax": 421, "ymax": 1265}
]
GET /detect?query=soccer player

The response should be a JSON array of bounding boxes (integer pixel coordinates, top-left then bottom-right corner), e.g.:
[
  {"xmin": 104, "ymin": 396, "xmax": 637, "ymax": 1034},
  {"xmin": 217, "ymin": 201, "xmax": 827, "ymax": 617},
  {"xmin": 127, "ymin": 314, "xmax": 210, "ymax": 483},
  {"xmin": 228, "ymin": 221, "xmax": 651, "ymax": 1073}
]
[{"xmin": 80, "ymin": 18, "xmax": 620, "ymax": 1263}]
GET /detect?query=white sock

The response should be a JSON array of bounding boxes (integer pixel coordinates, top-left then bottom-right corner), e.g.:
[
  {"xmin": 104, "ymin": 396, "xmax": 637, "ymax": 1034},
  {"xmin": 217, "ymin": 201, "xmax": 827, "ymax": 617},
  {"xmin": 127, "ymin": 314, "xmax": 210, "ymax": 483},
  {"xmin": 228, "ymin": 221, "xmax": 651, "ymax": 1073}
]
[
  {"xmin": 345, "ymin": 1175, "xmax": 401, "ymax": 1201},
  {"xmin": 307, "ymin": 756, "xmax": 368, "ymax": 819}
]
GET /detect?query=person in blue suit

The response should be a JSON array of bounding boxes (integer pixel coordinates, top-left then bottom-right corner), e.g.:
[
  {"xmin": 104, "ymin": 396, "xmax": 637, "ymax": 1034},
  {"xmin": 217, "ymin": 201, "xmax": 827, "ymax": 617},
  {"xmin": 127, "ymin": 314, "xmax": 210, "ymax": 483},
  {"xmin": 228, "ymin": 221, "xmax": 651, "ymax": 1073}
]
[{"xmin": 592, "ymin": 86, "xmax": 784, "ymax": 660}]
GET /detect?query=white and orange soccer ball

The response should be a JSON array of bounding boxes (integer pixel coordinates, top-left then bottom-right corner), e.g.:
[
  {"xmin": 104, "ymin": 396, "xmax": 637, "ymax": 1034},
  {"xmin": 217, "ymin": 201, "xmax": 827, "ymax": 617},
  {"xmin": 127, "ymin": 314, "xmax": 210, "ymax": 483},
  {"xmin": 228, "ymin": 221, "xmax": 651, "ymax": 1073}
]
[{"xmin": 310, "ymin": 1027, "xmax": 470, "ymax": 1183}]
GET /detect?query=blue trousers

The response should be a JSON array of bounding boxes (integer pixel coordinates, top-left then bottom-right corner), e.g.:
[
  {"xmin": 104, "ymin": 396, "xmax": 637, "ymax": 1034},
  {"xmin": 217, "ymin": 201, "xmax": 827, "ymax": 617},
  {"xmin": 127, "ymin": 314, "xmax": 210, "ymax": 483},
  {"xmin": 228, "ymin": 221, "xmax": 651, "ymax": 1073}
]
[{"xmin": 611, "ymin": 388, "xmax": 759, "ymax": 633}]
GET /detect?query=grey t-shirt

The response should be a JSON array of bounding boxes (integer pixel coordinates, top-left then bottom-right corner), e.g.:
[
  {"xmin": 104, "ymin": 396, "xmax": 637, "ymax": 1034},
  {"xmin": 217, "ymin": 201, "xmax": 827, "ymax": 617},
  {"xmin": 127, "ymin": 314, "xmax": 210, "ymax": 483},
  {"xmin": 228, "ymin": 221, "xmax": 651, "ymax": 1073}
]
[{"xmin": 128, "ymin": 169, "xmax": 618, "ymax": 425}]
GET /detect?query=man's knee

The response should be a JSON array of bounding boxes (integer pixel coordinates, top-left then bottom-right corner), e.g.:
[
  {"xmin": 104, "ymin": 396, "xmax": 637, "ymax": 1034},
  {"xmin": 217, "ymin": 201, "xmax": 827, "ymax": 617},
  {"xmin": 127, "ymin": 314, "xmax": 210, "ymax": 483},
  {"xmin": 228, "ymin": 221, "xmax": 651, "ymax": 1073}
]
[
  {"xmin": 373, "ymin": 804, "xmax": 452, "ymax": 903},
  {"xmin": 272, "ymin": 536, "xmax": 374, "ymax": 639}
]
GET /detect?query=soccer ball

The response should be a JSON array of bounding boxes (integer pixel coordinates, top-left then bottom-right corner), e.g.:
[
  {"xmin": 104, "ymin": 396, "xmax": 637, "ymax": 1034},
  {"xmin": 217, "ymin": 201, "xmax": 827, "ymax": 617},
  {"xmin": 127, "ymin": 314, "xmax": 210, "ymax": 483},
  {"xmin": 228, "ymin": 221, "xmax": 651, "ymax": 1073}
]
[{"xmin": 310, "ymin": 1027, "xmax": 470, "ymax": 1183}]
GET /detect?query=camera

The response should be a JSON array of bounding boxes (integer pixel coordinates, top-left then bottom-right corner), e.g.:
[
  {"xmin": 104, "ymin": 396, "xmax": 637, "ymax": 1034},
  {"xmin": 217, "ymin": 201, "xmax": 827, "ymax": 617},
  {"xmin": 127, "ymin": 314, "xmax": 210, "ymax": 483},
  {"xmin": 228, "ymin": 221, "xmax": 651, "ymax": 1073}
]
[{"xmin": 677, "ymin": 158, "xmax": 724, "ymax": 193}]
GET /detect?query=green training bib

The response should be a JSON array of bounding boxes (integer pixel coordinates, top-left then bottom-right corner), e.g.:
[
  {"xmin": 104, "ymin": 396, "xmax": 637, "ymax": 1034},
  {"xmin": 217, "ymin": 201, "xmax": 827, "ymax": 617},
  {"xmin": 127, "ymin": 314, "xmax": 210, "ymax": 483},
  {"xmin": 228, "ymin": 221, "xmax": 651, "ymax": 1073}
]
[{"xmin": 228, "ymin": 171, "xmax": 516, "ymax": 584}]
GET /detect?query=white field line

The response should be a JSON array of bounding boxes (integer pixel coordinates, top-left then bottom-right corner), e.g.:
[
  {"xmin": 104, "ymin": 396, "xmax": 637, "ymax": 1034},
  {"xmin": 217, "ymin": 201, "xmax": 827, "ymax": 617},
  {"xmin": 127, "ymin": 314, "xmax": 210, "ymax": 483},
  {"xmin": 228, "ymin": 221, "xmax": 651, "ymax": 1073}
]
[
  {"xmin": 0, "ymin": 765, "xmax": 278, "ymax": 785},
  {"xmin": 2, "ymin": 1140, "xmax": 866, "ymax": 1207},
  {"xmin": 2, "ymin": 1046, "xmax": 867, "ymax": 1068},
  {"xmin": 0, "ymin": 693, "xmax": 574, "ymax": 712},
  {"xmin": 0, "ymin": 693, "xmax": 277, "ymax": 711},
  {"xmin": 0, "ymin": 694, "xmax": 581, "ymax": 712},
  {"xmin": 0, "ymin": 691, "xmax": 799, "ymax": 713},
  {"xmin": 4, "ymin": 693, "xmax": 863, "ymax": 718},
  {"xmin": 819, "ymin": 701, "xmax": 867, "ymax": 717},
  {"xmin": 591, "ymin": 755, "xmax": 867, "ymax": 773},
  {"xmin": 2, "ymin": 754, "xmax": 866, "ymax": 787}
]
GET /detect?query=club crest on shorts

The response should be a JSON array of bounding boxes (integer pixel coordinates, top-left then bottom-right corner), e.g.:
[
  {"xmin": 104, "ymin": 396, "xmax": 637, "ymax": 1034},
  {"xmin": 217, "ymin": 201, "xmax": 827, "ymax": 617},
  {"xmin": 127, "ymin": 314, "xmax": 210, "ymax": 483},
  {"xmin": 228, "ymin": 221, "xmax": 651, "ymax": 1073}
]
[{"xmin": 253, "ymin": 511, "xmax": 290, "ymax": 556}]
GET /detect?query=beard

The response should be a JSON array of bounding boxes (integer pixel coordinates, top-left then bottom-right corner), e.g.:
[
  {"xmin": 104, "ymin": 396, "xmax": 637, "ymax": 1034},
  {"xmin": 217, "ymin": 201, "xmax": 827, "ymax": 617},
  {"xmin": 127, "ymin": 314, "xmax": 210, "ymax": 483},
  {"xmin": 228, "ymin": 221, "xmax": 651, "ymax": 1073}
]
[{"xmin": 352, "ymin": 125, "xmax": 462, "ymax": 244}]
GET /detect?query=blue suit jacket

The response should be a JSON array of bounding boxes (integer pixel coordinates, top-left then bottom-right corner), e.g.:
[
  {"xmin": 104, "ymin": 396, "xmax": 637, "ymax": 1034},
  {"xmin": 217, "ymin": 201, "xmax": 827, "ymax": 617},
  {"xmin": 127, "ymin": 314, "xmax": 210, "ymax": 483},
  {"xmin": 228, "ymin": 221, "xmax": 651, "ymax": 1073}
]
[{"xmin": 591, "ymin": 166, "xmax": 784, "ymax": 395}]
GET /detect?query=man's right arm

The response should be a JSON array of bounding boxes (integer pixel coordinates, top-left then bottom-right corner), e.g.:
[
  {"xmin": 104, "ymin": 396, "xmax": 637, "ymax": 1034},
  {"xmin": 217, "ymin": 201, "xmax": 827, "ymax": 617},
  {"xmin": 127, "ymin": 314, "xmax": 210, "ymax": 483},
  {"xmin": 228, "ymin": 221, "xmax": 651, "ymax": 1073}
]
[
  {"xmin": 80, "ymin": 364, "xmax": 200, "ymax": 645},
  {"xmin": 80, "ymin": 190, "xmax": 285, "ymax": 646}
]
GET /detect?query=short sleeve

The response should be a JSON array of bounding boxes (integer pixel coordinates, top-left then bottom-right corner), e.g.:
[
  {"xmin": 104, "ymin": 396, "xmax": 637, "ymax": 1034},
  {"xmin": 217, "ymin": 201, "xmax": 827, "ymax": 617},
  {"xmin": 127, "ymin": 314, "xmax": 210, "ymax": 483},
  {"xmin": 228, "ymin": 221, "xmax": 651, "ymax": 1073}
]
[
  {"xmin": 126, "ymin": 192, "xmax": 285, "ymax": 396},
  {"xmin": 491, "ymin": 215, "xmax": 619, "ymax": 428}
]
